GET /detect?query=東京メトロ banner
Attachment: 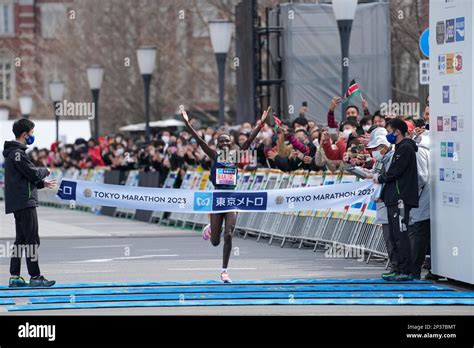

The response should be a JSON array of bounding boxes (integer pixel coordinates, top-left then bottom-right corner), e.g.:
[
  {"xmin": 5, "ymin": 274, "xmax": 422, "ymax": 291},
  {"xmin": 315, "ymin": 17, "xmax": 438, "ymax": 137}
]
[{"xmin": 56, "ymin": 179, "xmax": 381, "ymax": 214}]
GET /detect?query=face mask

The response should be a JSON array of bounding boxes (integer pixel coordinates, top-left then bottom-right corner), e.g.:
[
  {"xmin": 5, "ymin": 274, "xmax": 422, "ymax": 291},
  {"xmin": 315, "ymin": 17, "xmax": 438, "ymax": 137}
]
[
  {"xmin": 116, "ymin": 148, "xmax": 124, "ymax": 156},
  {"xmin": 386, "ymin": 132, "xmax": 397, "ymax": 144},
  {"xmin": 372, "ymin": 150, "xmax": 383, "ymax": 160},
  {"xmin": 262, "ymin": 130, "xmax": 273, "ymax": 138},
  {"xmin": 363, "ymin": 125, "xmax": 370, "ymax": 132},
  {"xmin": 161, "ymin": 136, "xmax": 170, "ymax": 143},
  {"xmin": 312, "ymin": 139, "xmax": 319, "ymax": 147},
  {"xmin": 204, "ymin": 135, "xmax": 212, "ymax": 143},
  {"xmin": 26, "ymin": 134, "xmax": 35, "ymax": 145},
  {"xmin": 343, "ymin": 129, "xmax": 352, "ymax": 139},
  {"xmin": 425, "ymin": 123, "xmax": 430, "ymax": 130}
]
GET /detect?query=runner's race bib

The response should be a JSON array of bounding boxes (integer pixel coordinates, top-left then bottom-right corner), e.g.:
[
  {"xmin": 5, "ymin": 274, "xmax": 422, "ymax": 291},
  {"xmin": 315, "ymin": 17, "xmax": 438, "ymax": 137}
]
[{"xmin": 216, "ymin": 168, "xmax": 237, "ymax": 186}]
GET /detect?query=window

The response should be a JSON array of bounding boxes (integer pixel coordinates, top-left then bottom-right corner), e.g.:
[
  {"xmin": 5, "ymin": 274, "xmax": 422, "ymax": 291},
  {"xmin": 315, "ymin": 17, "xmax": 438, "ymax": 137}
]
[
  {"xmin": 0, "ymin": 52, "xmax": 13, "ymax": 100},
  {"xmin": 41, "ymin": 3, "xmax": 66, "ymax": 39},
  {"xmin": 0, "ymin": 2, "xmax": 13, "ymax": 34}
]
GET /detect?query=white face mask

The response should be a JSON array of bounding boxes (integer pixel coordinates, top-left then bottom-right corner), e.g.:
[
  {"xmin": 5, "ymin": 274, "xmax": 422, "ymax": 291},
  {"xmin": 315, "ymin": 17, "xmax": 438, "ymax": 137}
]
[
  {"xmin": 204, "ymin": 134, "xmax": 212, "ymax": 143},
  {"xmin": 343, "ymin": 129, "xmax": 352, "ymax": 138},
  {"xmin": 116, "ymin": 148, "xmax": 124, "ymax": 156},
  {"xmin": 363, "ymin": 125, "xmax": 371, "ymax": 132},
  {"xmin": 161, "ymin": 136, "xmax": 170, "ymax": 143},
  {"xmin": 262, "ymin": 130, "xmax": 273, "ymax": 138},
  {"xmin": 312, "ymin": 139, "xmax": 319, "ymax": 147},
  {"xmin": 372, "ymin": 150, "xmax": 383, "ymax": 160}
]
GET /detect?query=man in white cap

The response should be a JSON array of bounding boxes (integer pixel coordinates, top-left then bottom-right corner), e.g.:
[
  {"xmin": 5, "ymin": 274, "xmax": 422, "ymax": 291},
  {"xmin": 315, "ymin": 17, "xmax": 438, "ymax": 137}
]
[{"xmin": 366, "ymin": 127, "xmax": 397, "ymax": 280}]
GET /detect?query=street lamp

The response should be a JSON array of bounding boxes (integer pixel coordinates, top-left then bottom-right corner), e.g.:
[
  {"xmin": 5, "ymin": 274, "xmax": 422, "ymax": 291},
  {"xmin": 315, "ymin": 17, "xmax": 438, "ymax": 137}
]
[
  {"xmin": 332, "ymin": 0, "xmax": 358, "ymax": 121},
  {"xmin": 87, "ymin": 65, "xmax": 104, "ymax": 139},
  {"xmin": 49, "ymin": 81, "xmax": 65, "ymax": 143},
  {"xmin": 208, "ymin": 19, "xmax": 232, "ymax": 126},
  {"xmin": 136, "ymin": 46, "xmax": 157, "ymax": 143},
  {"xmin": 19, "ymin": 95, "xmax": 33, "ymax": 119},
  {"xmin": 0, "ymin": 107, "xmax": 9, "ymax": 121}
]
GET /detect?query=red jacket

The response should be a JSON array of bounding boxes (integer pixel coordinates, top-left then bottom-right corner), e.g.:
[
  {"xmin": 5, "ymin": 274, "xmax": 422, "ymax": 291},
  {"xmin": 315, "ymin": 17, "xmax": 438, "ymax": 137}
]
[
  {"xmin": 321, "ymin": 138, "xmax": 346, "ymax": 160},
  {"xmin": 88, "ymin": 146, "xmax": 105, "ymax": 167}
]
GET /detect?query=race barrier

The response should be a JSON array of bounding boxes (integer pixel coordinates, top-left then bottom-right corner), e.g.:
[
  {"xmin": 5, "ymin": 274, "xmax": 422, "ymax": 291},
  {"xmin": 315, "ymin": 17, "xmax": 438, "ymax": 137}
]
[
  {"xmin": 0, "ymin": 167, "xmax": 4, "ymax": 201},
  {"xmin": 34, "ymin": 167, "xmax": 390, "ymax": 263}
]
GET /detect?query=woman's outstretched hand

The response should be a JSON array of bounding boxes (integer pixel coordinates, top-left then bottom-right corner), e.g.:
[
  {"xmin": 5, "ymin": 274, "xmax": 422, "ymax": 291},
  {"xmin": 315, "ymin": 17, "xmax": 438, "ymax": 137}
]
[{"xmin": 261, "ymin": 106, "xmax": 272, "ymax": 123}]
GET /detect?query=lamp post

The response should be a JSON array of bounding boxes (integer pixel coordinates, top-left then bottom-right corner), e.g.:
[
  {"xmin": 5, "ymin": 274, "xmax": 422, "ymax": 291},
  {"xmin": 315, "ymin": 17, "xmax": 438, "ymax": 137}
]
[
  {"xmin": 87, "ymin": 65, "xmax": 104, "ymax": 139},
  {"xmin": 208, "ymin": 19, "xmax": 232, "ymax": 126},
  {"xmin": 49, "ymin": 81, "xmax": 65, "ymax": 143},
  {"xmin": 19, "ymin": 95, "xmax": 33, "ymax": 119},
  {"xmin": 332, "ymin": 0, "xmax": 358, "ymax": 121},
  {"xmin": 0, "ymin": 107, "xmax": 9, "ymax": 121},
  {"xmin": 136, "ymin": 47, "xmax": 157, "ymax": 143}
]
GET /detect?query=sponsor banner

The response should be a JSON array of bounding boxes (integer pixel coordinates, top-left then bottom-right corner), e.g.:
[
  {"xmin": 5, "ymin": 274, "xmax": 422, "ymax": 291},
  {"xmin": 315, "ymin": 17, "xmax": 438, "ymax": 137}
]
[{"xmin": 56, "ymin": 179, "xmax": 381, "ymax": 214}]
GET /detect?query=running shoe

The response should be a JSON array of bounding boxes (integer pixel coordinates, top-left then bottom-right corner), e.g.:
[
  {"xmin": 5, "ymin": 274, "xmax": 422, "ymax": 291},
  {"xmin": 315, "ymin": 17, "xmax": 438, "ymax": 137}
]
[
  {"xmin": 220, "ymin": 271, "xmax": 232, "ymax": 283},
  {"xmin": 202, "ymin": 224, "xmax": 212, "ymax": 241},
  {"xmin": 29, "ymin": 275, "xmax": 56, "ymax": 287},
  {"xmin": 9, "ymin": 276, "xmax": 28, "ymax": 288}
]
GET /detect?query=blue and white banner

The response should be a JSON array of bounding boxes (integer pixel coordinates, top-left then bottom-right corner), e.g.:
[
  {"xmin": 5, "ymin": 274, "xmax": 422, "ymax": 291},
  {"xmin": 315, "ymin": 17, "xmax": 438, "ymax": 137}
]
[{"xmin": 56, "ymin": 179, "xmax": 381, "ymax": 214}]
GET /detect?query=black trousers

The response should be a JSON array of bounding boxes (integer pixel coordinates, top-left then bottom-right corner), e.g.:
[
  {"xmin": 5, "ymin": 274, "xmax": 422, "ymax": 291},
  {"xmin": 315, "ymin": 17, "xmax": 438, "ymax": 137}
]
[
  {"xmin": 382, "ymin": 223, "xmax": 399, "ymax": 272},
  {"xmin": 408, "ymin": 219, "xmax": 430, "ymax": 278},
  {"xmin": 10, "ymin": 207, "xmax": 41, "ymax": 277},
  {"xmin": 386, "ymin": 204, "xmax": 412, "ymax": 275}
]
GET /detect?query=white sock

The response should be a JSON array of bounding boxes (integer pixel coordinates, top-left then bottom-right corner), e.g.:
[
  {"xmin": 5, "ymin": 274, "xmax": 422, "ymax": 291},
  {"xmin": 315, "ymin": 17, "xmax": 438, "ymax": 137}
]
[{"xmin": 222, "ymin": 268, "xmax": 227, "ymax": 273}]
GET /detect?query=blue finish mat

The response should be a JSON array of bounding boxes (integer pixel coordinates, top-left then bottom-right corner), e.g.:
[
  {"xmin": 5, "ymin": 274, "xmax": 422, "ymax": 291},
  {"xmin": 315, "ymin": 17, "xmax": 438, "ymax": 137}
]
[
  {"xmin": 1, "ymin": 278, "xmax": 472, "ymax": 311},
  {"xmin": 8, "ymin": 298, "xmax": 474, "ymax": 311},
  {"xmin": 0, "ymin": 284, "xmax": 452, "ymax": 298},
  {"xmin": 29, "ymin": 291, "xmax": 474, "ymax": 304},
  {"xmin": 0, "ymin": 278, "xmax": 432, "ymax": 291}
]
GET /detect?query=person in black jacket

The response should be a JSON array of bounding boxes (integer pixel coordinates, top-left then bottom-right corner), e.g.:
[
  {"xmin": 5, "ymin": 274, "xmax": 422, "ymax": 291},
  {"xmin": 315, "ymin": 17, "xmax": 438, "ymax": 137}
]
[
  {"xmin": 368, "ymin": 118, "xmax": 419, "ymax": 281},
  {"xmin": 2, "ymin": 119, "xmax": 57, "ymax": 287}
]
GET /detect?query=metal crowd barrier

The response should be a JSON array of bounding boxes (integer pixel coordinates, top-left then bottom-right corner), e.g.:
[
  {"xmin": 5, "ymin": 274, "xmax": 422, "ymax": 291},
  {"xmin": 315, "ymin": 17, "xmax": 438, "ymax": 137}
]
[
  {"xmin": 35, "ymin": 167, "xmax": 389, "ymax": 263},
  {"xmin": 0, "ymin": 167, "xmax": 4, "ymax": 201}
]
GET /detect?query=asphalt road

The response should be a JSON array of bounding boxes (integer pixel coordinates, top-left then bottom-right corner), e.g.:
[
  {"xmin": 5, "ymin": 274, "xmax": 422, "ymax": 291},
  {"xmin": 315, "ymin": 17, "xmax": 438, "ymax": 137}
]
[{"xmin": 0, "ymin": 202, "xmax": 473, "ymax": 315}]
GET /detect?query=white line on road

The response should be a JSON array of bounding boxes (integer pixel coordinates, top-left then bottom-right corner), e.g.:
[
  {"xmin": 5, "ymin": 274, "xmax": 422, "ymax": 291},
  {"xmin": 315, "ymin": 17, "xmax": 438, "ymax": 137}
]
[
  {"xmin": 45, "ymin": 270, "xmax": 115, "ymax": 274},
  {"xmin": 67, "ymin": 254, "xmax": 180, "ymax": 263},
  {"xmin": 71, "ymin": 245, "xmax": 131, "ymax": 249},
  {"xmin": 343, "ymin": 266, "xmax": 384, "ymax": 270},
  {"xmin": 168, "ymin": 268, "xmax": 257, "ymax": 271}
]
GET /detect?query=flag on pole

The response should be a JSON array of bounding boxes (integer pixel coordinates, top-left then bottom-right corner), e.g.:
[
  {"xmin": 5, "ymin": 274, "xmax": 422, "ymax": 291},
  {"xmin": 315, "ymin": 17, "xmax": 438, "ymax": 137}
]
[
  {"xmin": 273, "ymin": 113, "xmax": 281, "ymax": 131},
  {"xmin": 341, "ymin": 79, "xmax": 361, "ymax": 104}
]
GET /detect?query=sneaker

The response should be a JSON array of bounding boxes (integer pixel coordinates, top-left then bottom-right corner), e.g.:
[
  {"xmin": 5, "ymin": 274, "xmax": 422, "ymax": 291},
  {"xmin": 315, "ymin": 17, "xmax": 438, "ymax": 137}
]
[
  {"xmin": 202, "ymin": 224, "xmax": 212, "ymax": 241},
  {"xmin": 9, "ymin": 276, "xmax": 28, "ymax": 288},
  {"xmin": 424, "ymin": 271, "xmax": 440, "ymax": 281},
  {"xmin": 29, "ymin": 276, "xmax": 56, "ymax": 287},
  {"xmin": 220, "ymin": 271, "xmax": 232, "ymax": 283},
  {"xmin": 393, "ymin": 273, "xmax": 413, "ymax": 282},
  {"xmin": 381, "ymin": 271, "xmax": 397, "ymax": 281}
]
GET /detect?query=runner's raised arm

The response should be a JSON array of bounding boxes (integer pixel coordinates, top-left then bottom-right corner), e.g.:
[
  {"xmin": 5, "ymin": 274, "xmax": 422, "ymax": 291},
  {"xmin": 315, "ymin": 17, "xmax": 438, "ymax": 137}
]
[
  {"xmin": 181, "ymin": 109, "xmax": 217, "ymax": 160},
  {"xmin": 240, "ymin": 106, "xmax": 271, "ymax": 151}
]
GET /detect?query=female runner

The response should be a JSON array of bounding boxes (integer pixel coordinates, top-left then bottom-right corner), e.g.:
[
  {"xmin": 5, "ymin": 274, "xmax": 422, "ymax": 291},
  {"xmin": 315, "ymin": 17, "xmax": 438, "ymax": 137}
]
[{"xmin": 181, "ymin": 107, "xmax": 270, "ymax": 282}]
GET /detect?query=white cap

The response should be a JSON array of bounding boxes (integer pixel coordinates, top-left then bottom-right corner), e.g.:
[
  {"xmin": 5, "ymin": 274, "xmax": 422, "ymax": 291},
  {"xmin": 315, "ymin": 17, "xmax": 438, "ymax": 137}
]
[{"xmin": 366, "ymin": 127, "xmax": 390, "ymax": 149}]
